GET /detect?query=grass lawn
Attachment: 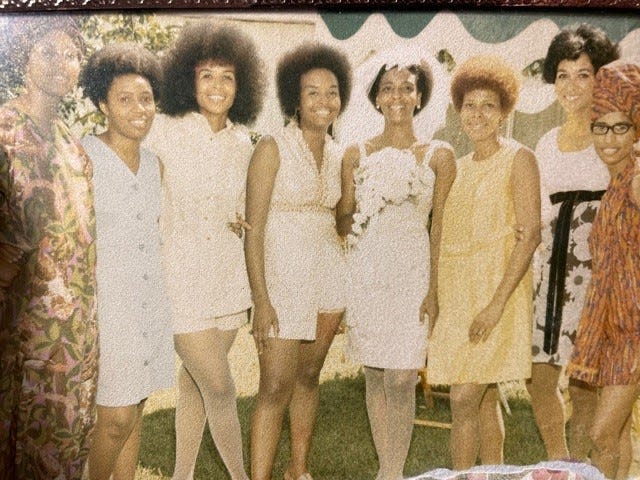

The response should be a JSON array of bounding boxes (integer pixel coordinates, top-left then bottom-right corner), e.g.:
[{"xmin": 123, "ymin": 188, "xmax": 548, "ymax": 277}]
[{"xmin": 137, "ymin": 373, "xmax": 547, "ymax": 479}]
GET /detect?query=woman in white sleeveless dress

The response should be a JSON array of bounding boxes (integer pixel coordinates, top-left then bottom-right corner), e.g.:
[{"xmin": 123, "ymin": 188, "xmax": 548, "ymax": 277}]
[
  {"xmin": 337, "ymin": 62, "xmax": 455, "ymax": 480},
  {"xmin": 245, "ymin": 44, "xmax": 352, "ymax": 480}
]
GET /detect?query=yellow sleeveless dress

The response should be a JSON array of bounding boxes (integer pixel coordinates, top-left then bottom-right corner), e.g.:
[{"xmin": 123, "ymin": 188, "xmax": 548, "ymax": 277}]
[{"xmin": 427, "ymin": 140, "xmax": 532, "ymax": 385}]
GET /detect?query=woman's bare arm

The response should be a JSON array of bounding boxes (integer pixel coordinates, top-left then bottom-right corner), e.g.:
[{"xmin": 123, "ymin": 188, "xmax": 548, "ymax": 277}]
[
  {"xmin": 335, "ymin": 145, "xmax": 360, "ymax": 237},
  {"xmin": 469, "ymin": 147, "xmax": 541, "ymax": 343},
  {"xmin": 421, "ymin": 147, "xmax": 456, "ymax": 331},
  {"xmin": 244, "ymin": 136, "xmax": 280, "ymax": 352}
]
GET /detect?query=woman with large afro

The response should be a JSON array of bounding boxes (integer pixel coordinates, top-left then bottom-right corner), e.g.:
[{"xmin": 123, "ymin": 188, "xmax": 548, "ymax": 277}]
[
  {"xmin": 143, "ymin": 21, "xmax": 266, "ymax": 480},
  {"xmin": 244, "ymin": 43, "xmax": 351, "ymax": 480}
]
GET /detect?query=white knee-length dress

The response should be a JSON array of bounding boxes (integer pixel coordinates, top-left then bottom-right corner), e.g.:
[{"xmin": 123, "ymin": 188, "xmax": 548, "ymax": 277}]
[
  {"xmin": 83, "ymin": 136, "xmax": 174, "ymax": 406},
  {"xmin": 264, "ymin": 123, "xmax": 346, "ymax": 341},
  {"xmin": 346, "ymin": 141, "xmax": 447, "ymax": 370}
]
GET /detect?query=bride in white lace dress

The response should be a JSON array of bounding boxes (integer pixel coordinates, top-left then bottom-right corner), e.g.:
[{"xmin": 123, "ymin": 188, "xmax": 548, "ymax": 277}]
[{"xmin": 337, "ymin": 62, "xmax": 455, "ymax": 480}]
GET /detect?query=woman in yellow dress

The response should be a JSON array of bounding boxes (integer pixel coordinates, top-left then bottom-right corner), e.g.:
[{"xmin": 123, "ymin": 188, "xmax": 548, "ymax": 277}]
[{"xmin": 427, "ymin": 55, "xmax": 541, "ymax": 469}]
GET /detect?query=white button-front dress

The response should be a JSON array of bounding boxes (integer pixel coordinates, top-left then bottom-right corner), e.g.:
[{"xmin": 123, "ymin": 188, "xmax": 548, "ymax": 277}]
[
  {"xmin": 144, "ymin": 113, "xmax": 253, "ymax": 333},
  {"xmin": 83, "ymin": 135, "xmax": 174, "ymax": 407}
]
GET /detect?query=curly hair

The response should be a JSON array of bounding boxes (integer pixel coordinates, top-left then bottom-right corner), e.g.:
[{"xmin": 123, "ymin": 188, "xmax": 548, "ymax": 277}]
[
  {"xmin": 0, "ymin": 14, "xmax": 84, "ymax": 90},
  {"xmin": 367, "ymin": 63, "xmax": 433, "ymax": 115},
  {"xmin": 542, "ymin": 23, "xmax": 620, "ymax": 84},
  {"xmin": 450, "ymin": 55, "xmax": 520, "ymax": 115},
  {"xmin": 276, "ymin": 43, "xmax": 352, "ymax": 119},
  {"xmin": 80, "ymin": 42, "xmax": 162, "ymax": 109},
  {"xmin": 161, "ymin": 22, "xmax": 265, "ymax": 125}
]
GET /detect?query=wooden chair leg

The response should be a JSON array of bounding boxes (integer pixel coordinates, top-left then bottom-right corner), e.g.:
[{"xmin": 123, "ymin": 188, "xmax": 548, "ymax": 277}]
[{"xmin": 415, "ymin": 366, "xmax": 452, "ymax": 429}]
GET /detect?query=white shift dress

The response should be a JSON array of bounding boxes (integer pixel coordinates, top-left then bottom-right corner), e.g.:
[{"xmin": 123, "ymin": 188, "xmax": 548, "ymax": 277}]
[
  {"xmin": 144, "ymin": 113, "xmax": 253, "ymax": 333},
  {"xmin": 84, "ymin": 135, "xmax": 174, "ymax": 407},
  {"xmin": 346, "ymin": 142, "xmax": 445, "ymax": 370},
  {"xmin": 264, "ymin": 123, "xmax": 346, "ymax": 340}
]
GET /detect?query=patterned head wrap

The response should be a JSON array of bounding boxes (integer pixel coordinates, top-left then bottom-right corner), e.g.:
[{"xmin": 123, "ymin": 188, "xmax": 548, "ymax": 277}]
[{"xmin": 592, "ymin": 57, "xmax": 640, "ymax": 136}]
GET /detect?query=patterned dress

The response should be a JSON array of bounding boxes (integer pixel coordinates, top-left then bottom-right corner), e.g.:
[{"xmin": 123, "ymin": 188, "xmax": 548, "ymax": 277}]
[
  {"xmin": 428, "ymin": 140, "xmax": 532, "ymax": 385},
  {"xmin": 0, "ymin": 107, "xmax": 98, "ymax": 479},
  {"xmin": 532, "ymin": 128, "xmax": 609, "ymax": 365},
  {"xmin": 568, "ymin": 164, "xmax": 640, "ymax": 386}
]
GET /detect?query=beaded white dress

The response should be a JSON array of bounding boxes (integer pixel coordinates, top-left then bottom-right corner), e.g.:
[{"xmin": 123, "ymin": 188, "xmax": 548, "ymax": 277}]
[
  {"xmin": 346, "ymin": 141, "xmax": 446, "ymax": 370},
  {"xmin": 264, "ymin": 123, "xmax": 346, "ymax": 341}
]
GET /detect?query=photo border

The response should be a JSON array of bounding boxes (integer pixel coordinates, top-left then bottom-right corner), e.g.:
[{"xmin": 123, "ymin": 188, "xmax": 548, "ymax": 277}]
[{"xmin": 0, "ymin": 0, "xmax": 639, "ymax": 13}]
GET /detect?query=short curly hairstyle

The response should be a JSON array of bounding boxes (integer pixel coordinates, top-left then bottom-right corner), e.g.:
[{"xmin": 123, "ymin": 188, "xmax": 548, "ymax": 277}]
[
  {"xmin": 161, "ymin": 22, "xmax": 265, "ymax": 125},
  {"xmin": 367, "ymin": 63, "xmax": 433, "ymax": 116},
  {"xmin": 450, "ymin": 55, "xmax": 520, "ymax": 115},
  {"xmin": 276, "ymin": 43, "xmax": 352, "ymax": 119},
  {"xmin": 542, "ymin": 23, "xmax": 620, "ymax": 84},
  {"xmin": 0, "ymin": 15, "xmax": 84, "ymax": 91},
  {"xmin": 80, "ymin": 42, "xmax": 162, "ymax": 109}
]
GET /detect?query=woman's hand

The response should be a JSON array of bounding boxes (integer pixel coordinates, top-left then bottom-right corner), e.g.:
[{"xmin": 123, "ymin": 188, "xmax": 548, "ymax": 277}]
[
  {"xmin": 468, "ymin": 300, "xmax": 504, "ymax": 344},
  {"xmin": 227, "ymin": 212, "xmax": 252, "ymax": 238},
  {"xmin": 420, "ymin": 287, "xmax": 439, "ymax": 336},
  {"xmin": 251, "ymin": 301, "xmax": 279, "ymax": 355}
]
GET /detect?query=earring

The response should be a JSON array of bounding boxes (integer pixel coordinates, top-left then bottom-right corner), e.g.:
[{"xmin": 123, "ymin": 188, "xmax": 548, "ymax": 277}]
[{"xmin": 375, "ymin": 105, "xmax": 381, "ymax": 111}]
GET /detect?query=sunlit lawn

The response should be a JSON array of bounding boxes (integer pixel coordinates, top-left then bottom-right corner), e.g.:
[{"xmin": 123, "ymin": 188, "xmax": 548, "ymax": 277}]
[{"xmin": 135, "ymin": 374, "xmax": 546, "ymax": 479}]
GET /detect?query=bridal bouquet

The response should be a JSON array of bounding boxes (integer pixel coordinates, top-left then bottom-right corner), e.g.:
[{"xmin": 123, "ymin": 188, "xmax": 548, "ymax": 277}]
[{"xmin": 346, "ymin": 148, "xmax": 428, "ymax": 248}]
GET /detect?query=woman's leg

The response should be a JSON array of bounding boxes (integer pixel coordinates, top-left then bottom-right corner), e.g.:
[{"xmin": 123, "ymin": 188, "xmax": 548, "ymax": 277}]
[
  {"xmin": 174, "ymin": 328, "xmax": 248, "ymax": 480},
  {"xmin": 251, "ymin": 338, "xmax": 300, "ymax": 480},
  {"xmin": 568, "ymin": 379, "xmax": 598, "ymax": 460},
  {"xmin": 173, "ymin": 363, "xmax": 206, "ymax": 480},
  {"xmin": 286, "ymin": 312, "xmax": 342, "ymax": 478},
  {"xmin": 616, "ymin": 414, "xmax": 633, "ymax": 480},
  {"xmin": 449, "ymin": 383, "xmax": 489, "ymax": 470},
  {"xmin": 383, "ymin": 368, "xmax": 419, "ymax": 480},
  {"xmin": 363, "ymin": 367, "xmax": 389, "ymax": 480},
  {"xmin": 589, "ymin": 384, "xmax": 640, "ymax": 479},
  {"xmin": 478, "ymin": 385, "xmax": 505, "ymax": 465},
  {"xmin": 112, "ymin": 400, "xmax": 146, "ymax": 480},
  {"xmin": 88, "ymin": 403, "xmax": 142, "ymax": 480},
  {"xmin": 526, "ymin": 363, "xmax": 568, "ymax": 459}
]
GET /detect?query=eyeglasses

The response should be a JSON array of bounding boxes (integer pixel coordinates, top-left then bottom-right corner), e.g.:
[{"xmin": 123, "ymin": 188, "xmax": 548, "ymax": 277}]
[{"xmin": 590, "ymin": 122, "xmax": 635, "ymax": 135}]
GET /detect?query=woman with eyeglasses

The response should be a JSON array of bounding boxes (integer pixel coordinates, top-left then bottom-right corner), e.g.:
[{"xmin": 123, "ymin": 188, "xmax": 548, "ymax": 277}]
[
  {"xmin": 527, "ymin": 24, "xmax": 620, "ymax": 461},
  {"xmin": 567, "ymin": 58, "xmax": 640, "ymax": 480}
]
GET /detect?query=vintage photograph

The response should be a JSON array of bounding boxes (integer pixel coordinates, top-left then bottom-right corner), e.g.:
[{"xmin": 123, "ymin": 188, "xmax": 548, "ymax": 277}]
[{"xmin": 0, "ymin": 8, "xmax": 639, "ymax": 480}]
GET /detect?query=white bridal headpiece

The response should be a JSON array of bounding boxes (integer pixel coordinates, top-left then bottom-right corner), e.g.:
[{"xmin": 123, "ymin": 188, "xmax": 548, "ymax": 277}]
[{"xmin": 336, "ymin": 44, "xmax": 451, "ymax": 146}]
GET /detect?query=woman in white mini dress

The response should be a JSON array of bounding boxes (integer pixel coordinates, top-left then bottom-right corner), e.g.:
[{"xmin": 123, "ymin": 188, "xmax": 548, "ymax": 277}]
[
  {"xmin": 144, "ymin": 23, "xmax": 265, "ymax": 480},
  {"xmin": 79, "ymin": 43, "xmax": 174, "ymax": 480},
  {"xmin": 245, "ymin": 44, "xmax": 352, "ymax": 480},
  {"xmin": 337, "ymin": 61, "xmax": 455, "ymax": 480}
]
